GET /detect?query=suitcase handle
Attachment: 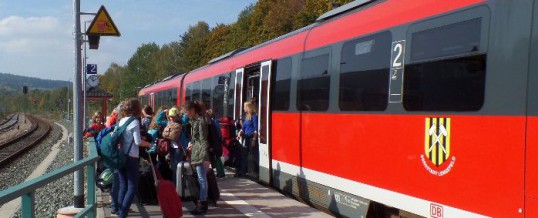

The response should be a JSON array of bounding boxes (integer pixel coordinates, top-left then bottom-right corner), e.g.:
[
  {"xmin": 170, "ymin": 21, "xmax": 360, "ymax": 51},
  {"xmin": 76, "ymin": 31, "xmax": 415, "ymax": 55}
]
[{"xmin": 146, "ymin": 151, "xmax": 159, "ymax": 188}]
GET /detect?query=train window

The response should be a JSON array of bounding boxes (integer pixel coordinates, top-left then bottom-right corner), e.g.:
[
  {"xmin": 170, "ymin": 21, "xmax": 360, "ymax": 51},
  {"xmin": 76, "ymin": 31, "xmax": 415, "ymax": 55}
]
[
  {"xmin": 339, "ymin": 31, "xmax": 391, "ymax": 111},
  {"xmin": 411, "ymin": 18, "xmax": 482, "ymax": 62},
  {"xmin": 186, "ymin": 83, "xmax": 193, "ymax": 102},
  {"xmin": 156, "ymin": 92, "xmax": 161, "ymax": 108},
  {"xmin": 226, "ymin": 73, "xmax": 235, "ymax": 117},
  {"xmin": 202, "ymin": 78, "xmax": 212, "ymax": 110},
  {"xmin": 212, "ymin": 76, "xmax": 225, "ymax": 118},
  {"xmin": 192, "ymin": 81, "xmax": 201, "ymax": 101},
  {"xmin": 298, "ymin": 53, "xmax": 330, "ymax": 111},
  {"xmin": 171, "ymin": 88, "xmax": 178, "ymax": 105},
  {"xmin": 404, "ymin": 18, "xmax": 486, "ymax": 111},
  {"xmin": 272, "ymin": 57, "xmax": 292, "ymax": 111}
]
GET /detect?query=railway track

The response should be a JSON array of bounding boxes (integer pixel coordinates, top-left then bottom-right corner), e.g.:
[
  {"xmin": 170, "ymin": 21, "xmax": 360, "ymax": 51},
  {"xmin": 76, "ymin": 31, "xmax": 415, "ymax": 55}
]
[
  {"xmin": 0, "ymin": 114, "xmax": 51, "ymax": 166},
  {"xmin": 0, "ymin": 114, "xmax": 20, "ymax": 133}
]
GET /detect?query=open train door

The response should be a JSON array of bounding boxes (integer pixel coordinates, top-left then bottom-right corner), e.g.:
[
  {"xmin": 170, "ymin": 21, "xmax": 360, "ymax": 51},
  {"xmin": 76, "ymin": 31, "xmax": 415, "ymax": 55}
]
[{"xmin": 258, "ymin": 60, "xmax": 272, "ymax": 184}]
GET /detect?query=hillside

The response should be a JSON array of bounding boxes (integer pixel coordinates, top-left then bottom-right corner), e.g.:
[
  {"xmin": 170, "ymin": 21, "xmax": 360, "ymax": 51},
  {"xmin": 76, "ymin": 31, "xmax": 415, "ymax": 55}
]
[{"xmin": 0, "ymin": 72, "xmax": 71, "ymax": 92}]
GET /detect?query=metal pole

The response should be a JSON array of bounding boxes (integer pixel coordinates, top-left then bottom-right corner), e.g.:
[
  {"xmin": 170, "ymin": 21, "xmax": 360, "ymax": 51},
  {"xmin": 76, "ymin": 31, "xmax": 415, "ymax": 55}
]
[
  {"xmin": 83, "ymin": 21, "xmax": 87, "ymax": 129},
  {"xmin": 72, "ymin": 0, "xmax": 84, "ymax": 208}
]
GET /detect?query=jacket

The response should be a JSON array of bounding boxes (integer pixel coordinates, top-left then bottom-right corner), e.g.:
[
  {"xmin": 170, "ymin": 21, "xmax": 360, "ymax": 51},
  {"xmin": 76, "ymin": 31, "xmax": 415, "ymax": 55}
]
[{"xmin": 190, "ymin": 115, "xmax": 211, "ymax": 165}]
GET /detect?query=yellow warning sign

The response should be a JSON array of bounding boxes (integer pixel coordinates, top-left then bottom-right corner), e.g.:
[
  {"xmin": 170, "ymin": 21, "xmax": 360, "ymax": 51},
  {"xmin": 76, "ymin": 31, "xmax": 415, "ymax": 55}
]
[{"xmin": 86, "ymin": 5, "xmax": 120, "ymax": 36}]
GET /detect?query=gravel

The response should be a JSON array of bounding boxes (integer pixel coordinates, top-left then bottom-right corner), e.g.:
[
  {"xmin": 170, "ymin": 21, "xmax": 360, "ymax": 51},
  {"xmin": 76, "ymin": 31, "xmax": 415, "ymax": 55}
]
[
  {"xmin": 0, "ymin": 119, "xmax": 62, "ymax": 191},
  {"xmin": 0, "ymin": 119, "xmax": 74, "ymax": 218}
]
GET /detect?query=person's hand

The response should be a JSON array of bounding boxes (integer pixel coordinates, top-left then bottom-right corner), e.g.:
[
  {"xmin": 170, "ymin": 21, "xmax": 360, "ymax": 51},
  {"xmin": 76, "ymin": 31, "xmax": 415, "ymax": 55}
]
[
  {"xmin": 187, "ymin": 142, "xmax": 192, "ymax": 151},
  {"xmin": 140, "ymin": 140, "xmax": 151, "ymax": 148}
]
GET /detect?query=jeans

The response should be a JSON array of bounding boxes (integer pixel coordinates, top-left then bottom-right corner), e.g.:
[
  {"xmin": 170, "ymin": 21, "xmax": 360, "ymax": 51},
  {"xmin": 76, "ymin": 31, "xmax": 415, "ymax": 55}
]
[
  {"xmin": 110, "ymin": 170, "xmax": 120, "ymax": 212},
  {"xmin": 240, "ymin": 135, "xmax": 259, "ymax": 176},
  {"xmin": 118, "ymin": 157, "xmax": 139, "ymax": 218},
  {"xmin": 195, "ymin": 164, "xmax": 208, "ymax": 202},
  {"xmin": 171, "ymin": 147, "xmax": 183, "ymax": 185}
]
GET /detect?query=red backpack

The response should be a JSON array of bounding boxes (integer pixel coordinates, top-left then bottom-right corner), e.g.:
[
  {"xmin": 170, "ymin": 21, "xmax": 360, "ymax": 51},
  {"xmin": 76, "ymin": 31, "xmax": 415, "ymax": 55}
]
[{"xmin": 218, "ymin": 117, "xmax": 235, "ymax": 147}]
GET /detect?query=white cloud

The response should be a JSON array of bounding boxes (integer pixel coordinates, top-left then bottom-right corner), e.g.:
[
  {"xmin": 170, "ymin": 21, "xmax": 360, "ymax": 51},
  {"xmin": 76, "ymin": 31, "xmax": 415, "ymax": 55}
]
[{"xmin": 0, "ymin": 16, "xmax": 72, "ymax": 80}]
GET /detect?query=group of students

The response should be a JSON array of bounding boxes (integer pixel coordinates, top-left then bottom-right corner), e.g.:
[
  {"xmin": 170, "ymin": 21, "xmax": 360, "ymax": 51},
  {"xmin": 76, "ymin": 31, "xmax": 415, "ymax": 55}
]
[{"xmin": 84, "ymin": 97, "xmax": 260, "ymax": 217}]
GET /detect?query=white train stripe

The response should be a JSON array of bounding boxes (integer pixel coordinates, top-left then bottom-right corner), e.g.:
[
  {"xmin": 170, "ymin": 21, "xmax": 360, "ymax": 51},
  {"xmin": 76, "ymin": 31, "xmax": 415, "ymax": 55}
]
[{"xmin": 272, "ymin": 160, "xmax": 490, "ymax": 218}]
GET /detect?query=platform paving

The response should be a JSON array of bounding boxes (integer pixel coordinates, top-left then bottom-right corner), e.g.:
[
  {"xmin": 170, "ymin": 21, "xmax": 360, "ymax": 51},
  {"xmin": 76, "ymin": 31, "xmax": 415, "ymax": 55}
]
[{"xmin": 96, "ymin": 170, "xmax": 333, "ymax": 218}]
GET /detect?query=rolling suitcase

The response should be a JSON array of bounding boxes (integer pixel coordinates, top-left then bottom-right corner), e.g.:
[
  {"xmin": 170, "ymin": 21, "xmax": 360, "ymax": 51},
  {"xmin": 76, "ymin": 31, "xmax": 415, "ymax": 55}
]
[
  {"xmin": 206, "ymin": 168, "xmax": 220, "ymax": 206},
  {"xmin": 149, "ymin": 153, "xmax": 183, "ymax": 218},
  {"xmin": 138, "ymin": 164, "xmax": 158, "ymax": 205},
  {"xmin": 176, "ymin": 161, "xmax": 194, "ymax": 198},
  {"xmin": 185, "ymin": 170, "xmax": 200, "ymax": 204}
]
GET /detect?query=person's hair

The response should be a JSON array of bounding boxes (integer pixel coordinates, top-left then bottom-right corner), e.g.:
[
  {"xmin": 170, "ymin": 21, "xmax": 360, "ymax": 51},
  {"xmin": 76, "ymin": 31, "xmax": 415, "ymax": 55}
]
[
  {"xmin": 143, "ymin": 105, "xmax": 153, "ymax": 116},
  {"xmin": 244, "ymin": 100, "xmax": 256, "ymax": 120},
  {"xmin": 120, "ymin": 98, "xmax": 142, "ymax": 117},
  {"xmin": 149, "ymin": 106, "xmax": 168, "ymax": 129},
  {"xmin": 193, "ymin": 100, "xmax": 206, "ymax": 112},
  {"xmin": 92, "ymin": 112, "xmax": 104, "ymax": 123},
  {"xmin": 186, "ymin": 101, "xmax": 203, "ymax": 115}
]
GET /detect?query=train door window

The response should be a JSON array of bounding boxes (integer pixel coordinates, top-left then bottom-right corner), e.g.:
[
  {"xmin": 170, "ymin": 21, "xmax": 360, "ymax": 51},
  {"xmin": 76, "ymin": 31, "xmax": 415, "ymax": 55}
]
[
  {"xmin": 404, "ymin": 18, "xmax": 487, "ymax": 111},
  {"xmin": 202, "ymin": 78, "xmax": 212, "ymax": 110},
  {"xmin": 192, "ymin": 81, "xmax": 201, "ymax": 102},
  {"xmin": 213, "ymin": 75, "xmax": 226, "ymax": 118},
  {"xmin": 226, "ymin": 72, "xmax": 236, "ymax": 117},
  {"xmin": 235, "ymin": 70, "xmax": 243, "ymax": 119},
  {"xmin": 186, "ymin": 83, "xmax": 193, "ymax": 102},
  {"xmin": 298, "ymin": 52, "xmax": 330, "ymax": 111},
  {"xmin": 246, "ymin": 74, "xmax": 260, "ymax": 102},
  {"xmin": 273, "ymin": 57, "xmax": 292, "ymax": 111},
  {"xmin": 339, "ymin": 31, "xmax": 391, "ymax": 111}
]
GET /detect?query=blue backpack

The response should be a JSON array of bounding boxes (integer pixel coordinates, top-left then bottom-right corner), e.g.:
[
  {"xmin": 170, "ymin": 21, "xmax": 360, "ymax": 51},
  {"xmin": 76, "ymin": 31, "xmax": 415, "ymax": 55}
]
[
  {"xmin": 96, "ymin": 125, "xmax": 116, "ymax": 156},
  {"xmin": 100, "ymin": 117, "xmax": 136, "ymax": 169}
]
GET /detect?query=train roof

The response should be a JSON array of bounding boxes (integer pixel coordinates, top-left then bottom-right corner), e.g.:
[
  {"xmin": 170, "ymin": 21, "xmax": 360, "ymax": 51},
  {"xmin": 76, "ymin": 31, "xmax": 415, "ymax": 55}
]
[{"xmin": 139, "ymin": 0, "xmax": 385, "ymax": 95}]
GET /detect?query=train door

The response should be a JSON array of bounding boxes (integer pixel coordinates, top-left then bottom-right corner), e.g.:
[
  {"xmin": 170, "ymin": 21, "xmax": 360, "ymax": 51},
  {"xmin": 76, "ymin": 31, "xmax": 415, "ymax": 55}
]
[{"xmin": 258, "ymin": 60, "xmax": 272, "ymax": 184}]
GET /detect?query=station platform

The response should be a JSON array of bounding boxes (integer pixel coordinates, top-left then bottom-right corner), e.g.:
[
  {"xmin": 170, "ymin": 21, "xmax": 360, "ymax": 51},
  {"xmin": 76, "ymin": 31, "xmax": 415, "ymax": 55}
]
[{"xmin": 96, "ymin": 170, "xmax": 333, "ymax": 218}]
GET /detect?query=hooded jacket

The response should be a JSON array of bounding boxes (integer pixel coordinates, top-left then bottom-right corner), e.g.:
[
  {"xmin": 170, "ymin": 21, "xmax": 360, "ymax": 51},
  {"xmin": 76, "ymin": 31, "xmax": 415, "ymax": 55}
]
[{"xmin": 190, "ymin": 115, "xmax": 211, "ymax": 164}]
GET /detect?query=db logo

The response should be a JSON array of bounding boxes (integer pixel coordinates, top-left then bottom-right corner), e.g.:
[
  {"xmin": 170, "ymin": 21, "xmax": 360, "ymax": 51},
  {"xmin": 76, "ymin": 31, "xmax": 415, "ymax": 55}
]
[{"xmin": 430, "ymin": 204, "xmax": 443, "ymax": 218}]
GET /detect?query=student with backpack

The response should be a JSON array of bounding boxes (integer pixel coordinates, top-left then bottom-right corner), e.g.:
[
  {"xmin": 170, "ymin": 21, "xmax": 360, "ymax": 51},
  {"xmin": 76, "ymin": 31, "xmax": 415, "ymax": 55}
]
[
  {"xmin": 186, "ymin": 101, "xmax": 211, "ymax": 215},
  {"xmin": 99, "ymin": 103, "xmax": 122, "ymax": 215},
  {"xmin": 163, "ymin": 107, "xmax": 183, "ymax": 185},
  {"xmin": 115, "ymin": 98, "xmax": 151, "ymax": 218}
]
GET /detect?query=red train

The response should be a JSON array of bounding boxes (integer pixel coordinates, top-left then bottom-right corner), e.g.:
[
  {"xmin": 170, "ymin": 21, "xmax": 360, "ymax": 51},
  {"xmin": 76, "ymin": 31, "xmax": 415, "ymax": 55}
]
[{"xmin": 139, "ymin": 0, "xmax": 538, "ymax": 217}]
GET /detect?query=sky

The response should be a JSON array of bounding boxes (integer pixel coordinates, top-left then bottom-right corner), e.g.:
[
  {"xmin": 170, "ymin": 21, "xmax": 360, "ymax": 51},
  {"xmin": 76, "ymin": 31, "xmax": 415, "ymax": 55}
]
[{"xmin": 0, "ymin": 0, "xmax": 257, "ymax": 81}]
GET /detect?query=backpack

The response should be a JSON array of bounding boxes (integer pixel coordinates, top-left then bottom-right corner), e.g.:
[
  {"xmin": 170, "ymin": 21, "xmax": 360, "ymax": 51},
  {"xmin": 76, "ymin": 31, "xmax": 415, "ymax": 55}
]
[
  {"xmin": 162, "ymin": 122, "xmax": 181, "ymax": 141},
  {"xmin": 100, "ymin": 117, "xmax": 136, "ymax": 169},
  {"xmin": 96, "ymin": 125, "xmax": 116, "ymax": 156},
  {"xmin": 157, "ymin": 138, "xmax": 170, "ymax": 156},
  {"xmin": 208, "ymin": 119, "xmax": 223, "ymax": 157}
]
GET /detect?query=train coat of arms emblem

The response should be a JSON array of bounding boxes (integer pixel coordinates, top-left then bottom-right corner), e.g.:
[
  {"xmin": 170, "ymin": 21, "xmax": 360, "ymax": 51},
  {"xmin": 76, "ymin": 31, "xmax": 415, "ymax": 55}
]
[{"xmin": 421, "ymin": 118, "xmax": 456, "ymax": 176}]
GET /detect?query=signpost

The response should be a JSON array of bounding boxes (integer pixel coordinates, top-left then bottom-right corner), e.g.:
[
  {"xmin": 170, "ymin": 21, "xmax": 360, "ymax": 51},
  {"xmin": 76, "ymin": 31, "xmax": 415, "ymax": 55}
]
[{"xmin": 72, "ymin": 1, "xmax": 120, "ymax": 209}]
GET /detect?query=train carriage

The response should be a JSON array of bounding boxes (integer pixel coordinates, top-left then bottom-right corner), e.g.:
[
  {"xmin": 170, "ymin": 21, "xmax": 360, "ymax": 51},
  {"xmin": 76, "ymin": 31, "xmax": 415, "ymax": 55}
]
[{"xmin": 139, "ymin": 0, "xmax": 538, "ymax": 217}]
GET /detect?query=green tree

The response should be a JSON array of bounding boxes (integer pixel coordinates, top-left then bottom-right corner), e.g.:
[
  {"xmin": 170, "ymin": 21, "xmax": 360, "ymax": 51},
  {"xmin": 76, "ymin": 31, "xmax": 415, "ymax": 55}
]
[
  {"xmin": 178, "ymin": 21, "xmax": 211, "ymax": 72},
  {"xmin": 122, "ymin": 43, "xmax": 161, "ymax": 99}
]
